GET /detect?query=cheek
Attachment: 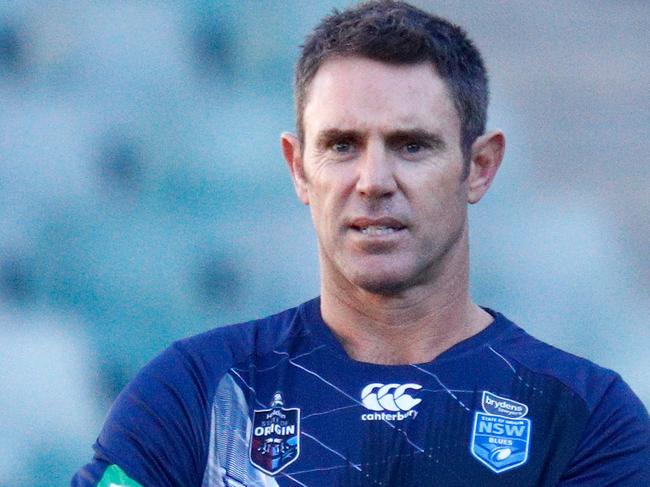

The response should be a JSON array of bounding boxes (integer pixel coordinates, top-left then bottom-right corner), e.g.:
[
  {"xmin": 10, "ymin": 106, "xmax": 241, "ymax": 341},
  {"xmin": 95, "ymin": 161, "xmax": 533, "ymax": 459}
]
[
  {"xmin": 412, "ymin": 172, "xmax": 467, "ymax": 221},
  {"xmin": 310, "ymin": 169, "xmax": 351, "ymax": 208},
  {"xmin": 307, "ymin": 186, "xmax": 337, "ymax": 232}
]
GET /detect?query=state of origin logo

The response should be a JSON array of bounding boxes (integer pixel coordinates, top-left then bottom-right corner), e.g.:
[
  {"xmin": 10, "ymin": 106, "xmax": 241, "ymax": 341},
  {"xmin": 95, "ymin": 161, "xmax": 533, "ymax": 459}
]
[{"xmin": 249, "ymin": 392, "xmax": 301, "ymax": 475}]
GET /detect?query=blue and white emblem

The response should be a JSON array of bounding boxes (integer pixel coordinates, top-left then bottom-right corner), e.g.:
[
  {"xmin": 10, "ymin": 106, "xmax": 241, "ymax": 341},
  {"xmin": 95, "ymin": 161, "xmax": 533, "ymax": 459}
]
[
  {"xmin": 250, "ymin": 392, "xmax": 300, "ymax": 475},
  {"xmin": 470, "ymin": 391, "xmax": 531, "ymax": 474}
]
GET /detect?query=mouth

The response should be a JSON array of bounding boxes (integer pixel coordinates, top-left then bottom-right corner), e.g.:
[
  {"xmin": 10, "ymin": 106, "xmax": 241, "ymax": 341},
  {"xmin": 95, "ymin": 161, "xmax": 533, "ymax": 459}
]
[
  {"xmin": 356, "ymin": 225, "xmax": 402, "ymax": 236},
  {"xmin": 349, "ymin": 218, "xmax": 407, "ymax": 236}
]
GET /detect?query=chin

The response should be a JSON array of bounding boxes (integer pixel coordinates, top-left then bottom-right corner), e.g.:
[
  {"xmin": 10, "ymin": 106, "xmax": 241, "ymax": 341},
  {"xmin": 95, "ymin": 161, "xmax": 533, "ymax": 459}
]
[{"xmin": 347, "ymin": 269, "xmax": 415, "ymax": 296}]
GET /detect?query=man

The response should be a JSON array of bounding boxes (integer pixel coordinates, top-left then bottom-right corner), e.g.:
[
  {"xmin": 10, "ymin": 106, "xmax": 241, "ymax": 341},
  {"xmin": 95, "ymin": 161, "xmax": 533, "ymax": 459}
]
[{"xmin": 73, "ymin": 1, "xmax": 650, "ymax": 485}]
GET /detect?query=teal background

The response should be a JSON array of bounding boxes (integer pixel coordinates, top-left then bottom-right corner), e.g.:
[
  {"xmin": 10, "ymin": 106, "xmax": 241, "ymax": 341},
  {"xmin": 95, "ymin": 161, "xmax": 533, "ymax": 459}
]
[{"xmin": 0, "ymin": 1, "xmax": 648, "ymax": 485}]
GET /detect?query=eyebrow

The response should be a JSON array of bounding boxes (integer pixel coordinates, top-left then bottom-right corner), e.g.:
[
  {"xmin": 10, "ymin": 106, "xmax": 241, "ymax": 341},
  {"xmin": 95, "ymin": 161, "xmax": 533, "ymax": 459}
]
[
  {"xmin": 314, "ymin": 128, "xmax": 446, "ymax": 150},
  {"xmin": 385, "ymin": 129, "xmax": 446, "ymax": 151},
  {"xmin": 315, "ymin": 128, "xmax": 362, "ymax": 148}
]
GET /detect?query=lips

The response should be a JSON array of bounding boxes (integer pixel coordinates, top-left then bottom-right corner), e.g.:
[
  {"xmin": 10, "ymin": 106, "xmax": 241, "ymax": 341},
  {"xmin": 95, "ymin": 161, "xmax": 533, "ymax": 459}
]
[{"xmin": 348, "ymin": 217, "xmax": 407, "ymax": 235}]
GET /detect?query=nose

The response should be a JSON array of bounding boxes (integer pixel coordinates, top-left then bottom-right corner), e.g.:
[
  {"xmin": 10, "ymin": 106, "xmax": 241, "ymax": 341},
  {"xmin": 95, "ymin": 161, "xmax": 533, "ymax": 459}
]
[{"xmin": 355, "ymin": 140, "xmax": 397, "ymax": 198}]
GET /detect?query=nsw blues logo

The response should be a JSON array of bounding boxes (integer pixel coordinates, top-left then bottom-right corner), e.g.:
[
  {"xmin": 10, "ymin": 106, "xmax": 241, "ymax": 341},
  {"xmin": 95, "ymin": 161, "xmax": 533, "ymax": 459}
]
[
  {"xmin": 250, "ymin": 392, "xmax": 300, "ymax": 475},
  {"xmin": 470, "ymin": 391, "xmax": 531, "ymax": 474}
]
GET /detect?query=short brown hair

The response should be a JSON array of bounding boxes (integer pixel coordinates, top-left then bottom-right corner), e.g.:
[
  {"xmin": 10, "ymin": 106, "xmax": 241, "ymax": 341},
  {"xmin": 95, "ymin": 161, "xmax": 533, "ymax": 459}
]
[{"xmin": 295, "ymin": 0, "xmax": 489, "ymax": 162}]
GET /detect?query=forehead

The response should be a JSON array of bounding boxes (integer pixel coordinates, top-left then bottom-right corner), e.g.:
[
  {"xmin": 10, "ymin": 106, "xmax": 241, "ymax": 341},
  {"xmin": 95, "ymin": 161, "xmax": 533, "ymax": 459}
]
[{"xmin": 302, "ymin": 56, "xmax": 460, "ymax": 140}]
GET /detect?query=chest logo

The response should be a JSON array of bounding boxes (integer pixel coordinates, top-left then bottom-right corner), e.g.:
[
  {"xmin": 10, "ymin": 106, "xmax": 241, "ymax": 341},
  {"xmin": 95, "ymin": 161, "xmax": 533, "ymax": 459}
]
[
  {"xmin": 470, "ymin": 391, "xmax": 531, "ymax": 474},
  {"xmin": 250, "ymin": 392, "xmax": 300, "ymax": 476},
  {"xmin": 360, "ymin": 383, "xmax": 421, "ymax": 421}
]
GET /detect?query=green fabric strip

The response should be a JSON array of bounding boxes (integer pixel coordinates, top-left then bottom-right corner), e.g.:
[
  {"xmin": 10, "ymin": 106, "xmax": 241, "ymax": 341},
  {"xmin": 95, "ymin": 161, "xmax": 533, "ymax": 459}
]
[{"xmin": 97, "ymin": 464, "xmax": 144, "ymax": 487}]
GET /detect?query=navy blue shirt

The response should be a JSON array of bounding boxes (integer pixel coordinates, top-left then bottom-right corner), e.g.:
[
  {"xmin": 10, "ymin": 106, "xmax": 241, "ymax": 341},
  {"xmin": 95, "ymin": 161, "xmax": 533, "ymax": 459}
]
[{"xmin": 73, "ymin": 298, "xmax": 650, "ymax": 486}]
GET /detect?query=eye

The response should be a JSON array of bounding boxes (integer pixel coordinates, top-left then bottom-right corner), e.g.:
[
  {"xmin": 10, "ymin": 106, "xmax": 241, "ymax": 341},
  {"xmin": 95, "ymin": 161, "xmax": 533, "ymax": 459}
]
[
  {"xmin": 404, "ymin": 142, "xmax": 422, "ymax": 153},
  {"xmin": 400, "ymin": 141, "xmax": 431, "ymax": 157},
  {"xmin": 332, "ymin": 141, "xmax": 352, "ymax": 153}
]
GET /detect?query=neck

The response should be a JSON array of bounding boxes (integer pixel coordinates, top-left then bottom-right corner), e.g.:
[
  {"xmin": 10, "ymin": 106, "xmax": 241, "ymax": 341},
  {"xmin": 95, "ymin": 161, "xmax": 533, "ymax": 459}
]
[{"xmin": 320, "ymin": 236, "xmax": 492, "ymax": 365}]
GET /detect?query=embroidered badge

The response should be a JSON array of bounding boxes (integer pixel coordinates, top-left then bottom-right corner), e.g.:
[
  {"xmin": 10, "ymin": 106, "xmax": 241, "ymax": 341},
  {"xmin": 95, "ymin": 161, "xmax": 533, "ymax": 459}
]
[
  {"xmin": 470, "ymin": 391, "xmax": 531, "ymax": 473},
  {"xmin": 249, "ymin": 392, "xmax": 300, "ymax": 475}
]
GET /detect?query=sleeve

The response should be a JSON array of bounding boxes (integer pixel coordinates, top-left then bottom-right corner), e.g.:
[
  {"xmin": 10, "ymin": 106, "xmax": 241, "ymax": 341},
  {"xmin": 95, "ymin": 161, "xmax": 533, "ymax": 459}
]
[
  {"xmin": 71, "ymin": 341, "xmax": 213, "ymax": 486},
  {"xmin": 558, "ymin": 376, "xmax": 650, "ymax": 486}
]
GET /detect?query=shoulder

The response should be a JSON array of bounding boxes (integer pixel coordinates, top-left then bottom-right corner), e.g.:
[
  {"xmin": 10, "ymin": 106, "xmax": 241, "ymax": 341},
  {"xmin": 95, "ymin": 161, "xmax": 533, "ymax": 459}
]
[
  {"xmin": 488, "ymin": 311, "xmax": 650, "ymax": 484},
  {"xmin": 488, "ymin": 312, "xmax": 622, "ymax": 412},
  {"xmin": 73, "ymin": 300, "xmax": 312, "ymax": 486},
  {"xmin": 174, "ymin": 300, "xmax": 308, "ymax": 373},
  {"xmin": 132, "ymin": 299, "xmax": 310, "ymax": 411}
]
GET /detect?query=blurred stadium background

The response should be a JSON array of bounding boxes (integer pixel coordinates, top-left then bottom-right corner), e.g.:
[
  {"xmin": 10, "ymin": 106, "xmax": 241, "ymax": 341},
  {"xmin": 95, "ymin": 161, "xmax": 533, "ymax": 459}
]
[{"xmin": 0, "ymin": 1, "xmax": 648, "ymax": 485}]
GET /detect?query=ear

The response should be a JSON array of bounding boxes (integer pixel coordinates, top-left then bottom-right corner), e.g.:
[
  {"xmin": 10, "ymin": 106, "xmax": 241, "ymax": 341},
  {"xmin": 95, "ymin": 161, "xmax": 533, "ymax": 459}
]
[
  {"xmin": 281, "ymin": 132, "xmax": 310, "ymax": 205},
  {"xmin": 467, "ymin": 130, "xmax": 505, "ymax": 204}
]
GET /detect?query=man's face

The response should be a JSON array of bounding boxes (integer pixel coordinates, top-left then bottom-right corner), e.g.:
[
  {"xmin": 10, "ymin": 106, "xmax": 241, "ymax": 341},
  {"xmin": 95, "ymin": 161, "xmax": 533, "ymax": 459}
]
[{"xmin": 287, "ymin": 56, "xmax": 473, "ymax": 294}]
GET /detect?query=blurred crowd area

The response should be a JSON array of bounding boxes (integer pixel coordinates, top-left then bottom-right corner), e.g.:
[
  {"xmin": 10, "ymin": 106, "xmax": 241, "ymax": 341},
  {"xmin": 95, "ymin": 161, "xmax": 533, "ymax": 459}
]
[{"xmin": 0, "ymin": 1, "xmax": 648, "ymax": 485}]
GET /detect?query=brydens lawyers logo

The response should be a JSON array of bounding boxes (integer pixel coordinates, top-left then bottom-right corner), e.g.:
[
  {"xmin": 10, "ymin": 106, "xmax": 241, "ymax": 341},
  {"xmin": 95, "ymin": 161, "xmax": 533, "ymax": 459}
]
[
  {"xmin": 470, "ymin": 391, "xmax": 532, "ymax": 474},
  {"xmin": 360, "ymin": 383, "xmax": 422, "ymax": 420},
  {"xmin": 249, "ymin": 392, "xmax": 300, "ymax": 475}
]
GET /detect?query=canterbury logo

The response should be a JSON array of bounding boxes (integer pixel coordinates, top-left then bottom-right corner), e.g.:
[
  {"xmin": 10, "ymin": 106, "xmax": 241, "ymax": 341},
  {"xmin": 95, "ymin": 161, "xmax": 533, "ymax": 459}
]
[{"xmin": 361, "ymin": 383, "xmax": 422, "ymax": 412}]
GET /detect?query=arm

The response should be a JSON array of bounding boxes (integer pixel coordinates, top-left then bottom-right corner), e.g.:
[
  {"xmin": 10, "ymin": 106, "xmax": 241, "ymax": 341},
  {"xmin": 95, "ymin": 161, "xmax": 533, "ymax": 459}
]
[
  {"xmin": 72, "ymin": 342, "xmax": 212, "ymax": 486},
  {"xmin": 558, "ymin": 377, "xmax": 650, "ymax": 486}
]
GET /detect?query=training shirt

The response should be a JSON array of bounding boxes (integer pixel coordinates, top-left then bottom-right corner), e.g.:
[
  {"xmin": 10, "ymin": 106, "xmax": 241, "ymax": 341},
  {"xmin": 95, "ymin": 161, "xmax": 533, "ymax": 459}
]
[{"xmin": 73, "ymin": 297, "xmax": 650, "ymax": 486}]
